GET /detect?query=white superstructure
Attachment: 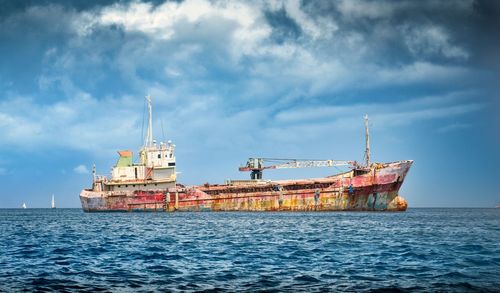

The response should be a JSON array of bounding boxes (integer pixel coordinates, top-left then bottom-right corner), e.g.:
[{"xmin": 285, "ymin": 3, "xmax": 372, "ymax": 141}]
[{"xmin": 91, "ymin": 95, "xmax": 177, "ymax": 192}]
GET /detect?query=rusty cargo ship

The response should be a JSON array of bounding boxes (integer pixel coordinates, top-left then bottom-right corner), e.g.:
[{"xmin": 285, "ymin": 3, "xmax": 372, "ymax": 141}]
[{"xmin": 80, "ymin": 96, "xmax": 412, "ymax": 212}]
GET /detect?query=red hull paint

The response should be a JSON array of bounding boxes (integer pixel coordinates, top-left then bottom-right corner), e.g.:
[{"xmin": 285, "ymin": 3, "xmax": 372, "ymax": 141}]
[{"xmin": 80, "ymin": 161, "xmax": 412, "ymax": 212}]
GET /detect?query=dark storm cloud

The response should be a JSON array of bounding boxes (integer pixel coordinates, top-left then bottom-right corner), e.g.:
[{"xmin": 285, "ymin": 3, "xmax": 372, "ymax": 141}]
[
  {"xmin": 0, "ymin": 4, "xmax": 76, "ymax": 95},
  {"xmin": 2, "ymin": 0, "xmax": 499, "ymax": 101},
  {"xmin": 0, "ymin": 0, "xmax": 495, "ymax": 113},
  {"xmin": 265, "ymin": 9, "xmax": 302, "ymax": 44},
  {"xmin": 470, "ymin": 0, "xmax": 500, "ymax": 70},
  {"xmin": 297, "ymin": 0, "xmax": 500, "ymax": 70},
  {"xmin": 0, "ymin": 0, "xmax": 115, "ymax": 16}
]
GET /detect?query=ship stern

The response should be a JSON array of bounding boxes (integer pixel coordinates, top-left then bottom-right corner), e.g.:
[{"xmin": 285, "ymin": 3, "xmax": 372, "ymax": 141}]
[{"xmin": 80, "ymin": 189, "xmax": 108, "ymax": 212}]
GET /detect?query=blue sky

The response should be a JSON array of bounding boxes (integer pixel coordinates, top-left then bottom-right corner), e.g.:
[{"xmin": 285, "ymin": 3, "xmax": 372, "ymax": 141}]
[{"xmin": 0, "ymin": 0, "xmax": 499, "ymax": 208}]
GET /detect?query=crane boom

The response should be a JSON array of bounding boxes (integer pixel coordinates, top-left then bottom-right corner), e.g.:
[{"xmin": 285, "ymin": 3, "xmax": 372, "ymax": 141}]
[
  {"xmin": 239, "ymin": 158, "xmax": 356, "ymax": 179},
  {"xmin": 239, "ymin": 115, "xmax": 370, "ymax": 179},
  {"xmin": 270, "ymin": 159, "xmax": 353, "ymax": 169}
]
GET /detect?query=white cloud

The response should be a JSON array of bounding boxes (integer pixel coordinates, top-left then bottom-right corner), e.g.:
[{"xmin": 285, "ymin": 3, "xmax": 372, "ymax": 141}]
[
  {"xmin": 0, "ymin": 0, "xmax": 482, "ymax": 159},
  {"xmin": 437, "ymin": 122, "xmax": 471, "ymax": 133},
  {"xmin": 337, "ymin": 0, "xmax": 400, "ymax": 19},
  {"xmin": 73, "ymin": 164, "xmax": 90, "ymax": 174},
  {"xmin": 275, "ymin": 92, "xmax": 482, "ymax": 128},
  {"xmin": 376, "ymin": 62, "xmax": 470, "ymax": 85},
  {"xmin": 283, "ymin": 0, "xmax": 322, "ymax": 39},
  {"xmin": 29, "ymin": 0, "xmax": 473, "ymax": 100},
  {"xmin": 0, "ymin": 93, "xmax": 143, "ymax": 154},
  {"xmin": 98, "ymin": 0, "xmax": 271, "ymax": 57},
  {"xmin": 403, "ymin": 25, "xmax": 469, "ymax": 60}
]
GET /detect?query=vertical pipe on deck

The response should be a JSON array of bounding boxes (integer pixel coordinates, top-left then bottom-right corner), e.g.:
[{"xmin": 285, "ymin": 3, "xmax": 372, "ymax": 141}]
[
  {"xmin": 175, "ymin": 191, "xmax": 179, "ymax": 210},
  {"xmin": 165, "ymin": 192, "xmax": 170, "ymax": 212}
]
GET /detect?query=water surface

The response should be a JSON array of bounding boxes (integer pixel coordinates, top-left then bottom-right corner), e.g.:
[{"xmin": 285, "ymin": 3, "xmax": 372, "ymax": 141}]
[{"xmin": 0, "ymin": 208, "xmax": 498, "ymax": 292}]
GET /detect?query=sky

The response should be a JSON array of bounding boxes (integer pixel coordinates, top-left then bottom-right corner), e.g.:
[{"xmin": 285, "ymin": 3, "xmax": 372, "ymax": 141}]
[{"xmin": 0, "ymin": 0, "xmax": 499, "ymax": 208}]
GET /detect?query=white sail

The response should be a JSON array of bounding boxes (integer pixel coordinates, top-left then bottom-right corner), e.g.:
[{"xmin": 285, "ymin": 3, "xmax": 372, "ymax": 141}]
[
  {"xmin": 51, "ymin": 194, "xmax": 56, "ymax": 209},
  {"xmin": 22, "ymin": 203, "xmax": 27, "ymax": 209}
]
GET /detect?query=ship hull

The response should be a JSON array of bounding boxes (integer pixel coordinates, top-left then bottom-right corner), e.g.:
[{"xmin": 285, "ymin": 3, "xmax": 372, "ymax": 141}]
[{"xmin": 80, "ymin": 161, "xmax": 412, "ymax": 212}]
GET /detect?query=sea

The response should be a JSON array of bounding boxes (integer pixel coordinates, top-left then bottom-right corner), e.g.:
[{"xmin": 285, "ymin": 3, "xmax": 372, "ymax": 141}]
[{"xmin": 0, "ymin": 208, "xmax": 498, "ymax": 292}]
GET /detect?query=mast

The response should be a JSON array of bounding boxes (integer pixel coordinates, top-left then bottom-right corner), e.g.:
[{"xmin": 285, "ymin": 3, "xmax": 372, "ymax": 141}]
[
  {"xmin": 364, "ymin": 114, "xmax": 370, "ymax": 167},
  {"xmin": 143, "ymin": 95, "xmax": 153, "ymax": 148}
]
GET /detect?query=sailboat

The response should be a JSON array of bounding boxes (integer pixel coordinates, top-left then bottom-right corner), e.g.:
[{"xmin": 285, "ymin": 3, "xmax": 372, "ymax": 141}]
[
  {"xmin": 22, "ymin": 203, "xmax": 27, "ymax": 209},
  {"xmin": 51, "ymin": 194, "xmax": 56, "ymax": 209}
]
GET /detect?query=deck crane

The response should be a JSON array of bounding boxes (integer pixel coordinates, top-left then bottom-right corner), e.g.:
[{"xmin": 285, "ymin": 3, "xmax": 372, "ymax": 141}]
[
  {"xmin": 239, "ymin": 158, "xmax": 358, "ymax": 179},
  {"xmin": 239, "ymin": 115, "xmax": 372, "ymax": 179}
]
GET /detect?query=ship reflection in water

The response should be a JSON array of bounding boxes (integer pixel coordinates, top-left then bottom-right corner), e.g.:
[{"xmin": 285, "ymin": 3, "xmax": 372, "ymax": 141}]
[{"xmin": 80, "ymin": 96, "xmax": 412, "ymax": 212}]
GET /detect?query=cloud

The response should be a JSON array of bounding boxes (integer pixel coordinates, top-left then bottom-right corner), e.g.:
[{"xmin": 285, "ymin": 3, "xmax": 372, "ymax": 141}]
[
  {"xmin": 98, "ymin": 0, "xmax": 271, "ymax": 58},
  {"xmin": 436, "ymin": 122, "xmax": 471, "ymax": 133},
  {"xmin": 336, "ymin": 0, "xmax": 402, "ymax": 19},
  {"xmin": 73, "ymin": 164, "xmax": 90, "ymax": 174},
  {"xmin": 281, "ymin": 0, "xmax": 332, "ymax": 39},
  {"xmin": 0, "ymin": 93, "xmax": 144, "ymax": 154},
  {"xmin": 274, "ymin": 93, "xmax": 483, "ymax": 131},
  {"xmin": 0, "ymin": 0, "xmax": 494, "ymax": 158},
  {"xmin": 403, "ymin": 25, "xmax": 469, "ymax": 60}
]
